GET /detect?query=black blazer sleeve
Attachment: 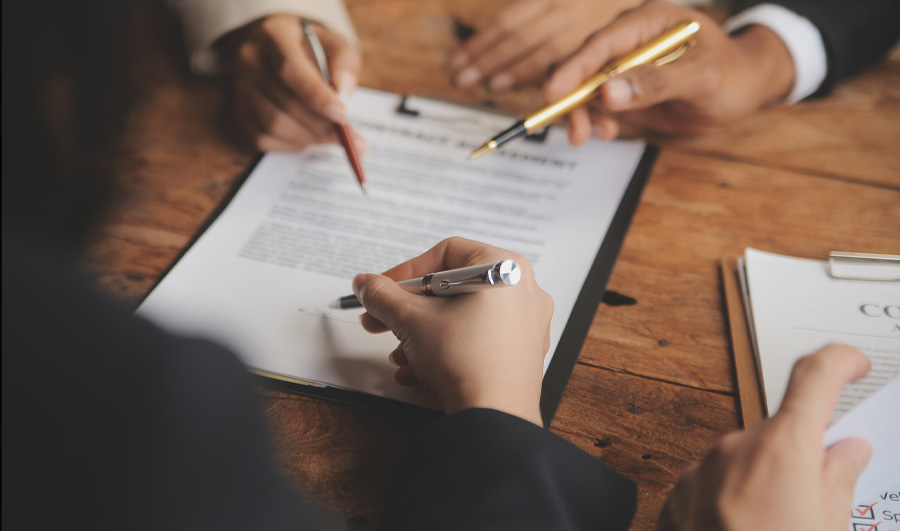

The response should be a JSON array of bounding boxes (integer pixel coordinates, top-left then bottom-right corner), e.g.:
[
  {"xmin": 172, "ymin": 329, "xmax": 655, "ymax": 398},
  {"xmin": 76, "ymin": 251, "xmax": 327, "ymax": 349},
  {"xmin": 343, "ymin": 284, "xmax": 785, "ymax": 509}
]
[
  {"xmin": 731, "ymin": 0, "xmax": 900, "ymax": 96},
  {"xmin": 2, "ymin": 247, "xmax": 331, "ymax": 531},
  {"xmin": 378, "ymin": 408, "xmax": 636, "ymax": 531},
  {"xmin": 3, "ymin": 244, "xmax": 636, "ymax": 531}
]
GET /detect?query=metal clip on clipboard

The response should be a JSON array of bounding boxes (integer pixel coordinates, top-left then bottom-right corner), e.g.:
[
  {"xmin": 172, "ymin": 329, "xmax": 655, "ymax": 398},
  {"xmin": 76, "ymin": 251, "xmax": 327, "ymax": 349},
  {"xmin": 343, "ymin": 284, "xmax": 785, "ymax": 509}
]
[
  {"xmin": 828, "ymin": 251, "xmax": 900, "ymax": 281},
  {"xmin": 395, "ymin": 95, "xmax": 551, "ymax": 143}
]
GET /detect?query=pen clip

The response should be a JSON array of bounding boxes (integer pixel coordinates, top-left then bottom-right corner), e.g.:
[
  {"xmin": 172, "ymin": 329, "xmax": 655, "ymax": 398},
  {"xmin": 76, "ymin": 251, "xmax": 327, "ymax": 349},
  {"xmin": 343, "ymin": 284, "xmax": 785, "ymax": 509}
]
[
  {"xmin": 653, "ymin": 39, "xmax": 696, "ymax": 67},
  {"xmin": 438, "ymin": 273, "xmax": 489, "ymax": 290}
]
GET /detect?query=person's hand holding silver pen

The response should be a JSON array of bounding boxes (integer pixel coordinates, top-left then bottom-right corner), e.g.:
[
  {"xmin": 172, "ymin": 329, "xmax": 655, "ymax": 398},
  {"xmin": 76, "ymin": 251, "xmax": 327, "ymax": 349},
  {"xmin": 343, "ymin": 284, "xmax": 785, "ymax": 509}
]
[
  {"xmin": 351, "ymin": 237, "xmax": 554, "ymax": 426},
  {"xmin": 331, "ymin": 260, "xmax": 522, "ymax": 309}
]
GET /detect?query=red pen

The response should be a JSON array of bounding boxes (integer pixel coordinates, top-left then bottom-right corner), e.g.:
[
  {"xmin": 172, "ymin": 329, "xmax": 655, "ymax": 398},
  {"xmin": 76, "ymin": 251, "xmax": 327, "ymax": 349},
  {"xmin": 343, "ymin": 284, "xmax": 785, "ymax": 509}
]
[{"xmin": 300, "ymin": 18, "xmax": 367, "ymax": 194}]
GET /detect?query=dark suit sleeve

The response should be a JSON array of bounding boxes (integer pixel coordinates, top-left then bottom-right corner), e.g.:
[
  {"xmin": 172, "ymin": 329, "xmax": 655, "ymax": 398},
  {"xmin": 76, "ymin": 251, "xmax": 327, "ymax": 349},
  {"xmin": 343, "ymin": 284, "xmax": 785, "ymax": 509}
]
[
  {"xmin": 731, "ymin": 0, "xmax": 900, "ymax": 96},
  {"xmin": 4, "ymin": 245, "xmax": 635, "ymax": 531},
  {"xmin": 378, "ymin": 408, "xmax": 636, "ymax": 531},
  {"xmin": 2, "ymin": 248, "xmax": 331, "ymax": 531}
]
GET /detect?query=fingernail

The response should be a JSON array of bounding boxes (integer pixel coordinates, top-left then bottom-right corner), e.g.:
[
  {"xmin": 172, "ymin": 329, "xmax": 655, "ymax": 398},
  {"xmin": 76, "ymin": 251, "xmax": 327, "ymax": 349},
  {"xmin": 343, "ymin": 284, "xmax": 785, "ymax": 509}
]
[
  {"xmin": 449, "ymin": 52, "xmax": 470, "ymax": 70},
  {"xmin": 352, "ymin": 274, "xmax": 365, "ymax": 298},
  {"xmin": 324, "ymin": 103, "xmax": 348, "ymax": 124},
  {"xmin": 334, "ymin": 70, "xmax": 357, "ymax": 99},
  {"xmin": 605, "ymin": 78, "xmax": 633, "ymax": 109},
  {"xmin": 455, "ymin": 66, "xmax": 481, "ymax": 88},
  {"xmin": 489, "ymin": 72, "xmax": 514, "ymax": 91}
]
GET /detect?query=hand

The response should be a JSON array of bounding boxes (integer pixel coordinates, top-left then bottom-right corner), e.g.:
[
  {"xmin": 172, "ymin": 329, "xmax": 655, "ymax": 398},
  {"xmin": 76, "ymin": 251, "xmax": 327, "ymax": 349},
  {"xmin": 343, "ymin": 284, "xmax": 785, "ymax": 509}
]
[
  {"xmin": 449, "ymin": 0, "xmax": 641, "ymax": 91},
  {"xmin": 544, "ymin": 0, "xmax": 796, "ymax": 145},
  {"xmin": 230, "ymin": 14, "xmax": 365, "ymax": 152},
  {"xmin": 352, "ymin": 237, "xmax": 554, "ymax": 426},
  {"xmin": 659, "ymin": 344, "xmax": 873, "ymax": 531}
]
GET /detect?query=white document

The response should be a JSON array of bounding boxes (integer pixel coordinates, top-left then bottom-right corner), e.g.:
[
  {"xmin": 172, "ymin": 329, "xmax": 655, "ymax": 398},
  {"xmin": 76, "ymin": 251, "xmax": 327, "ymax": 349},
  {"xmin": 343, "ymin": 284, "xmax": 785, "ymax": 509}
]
[
  {"xmin": 743, "ymin": 248, "xmax": 900, "ymax": 418},
  {"xmin": 137, "ymin": 88, "xmax": 647, "ymax": 409},
  {"xmin": 825, "ymin": 378, "xmax": 900, "ymax": 519},
  {"xmin": 742, "ymin": 248, "xmax": 900, "ymax": 516}
]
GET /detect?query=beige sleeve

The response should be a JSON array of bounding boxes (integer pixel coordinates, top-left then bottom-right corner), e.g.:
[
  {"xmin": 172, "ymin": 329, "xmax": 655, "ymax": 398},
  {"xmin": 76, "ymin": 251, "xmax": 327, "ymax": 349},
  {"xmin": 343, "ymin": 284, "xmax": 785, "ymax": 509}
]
[{"xmin": 170, "ymin": 0, "xmax": 358, "ymax": 75}]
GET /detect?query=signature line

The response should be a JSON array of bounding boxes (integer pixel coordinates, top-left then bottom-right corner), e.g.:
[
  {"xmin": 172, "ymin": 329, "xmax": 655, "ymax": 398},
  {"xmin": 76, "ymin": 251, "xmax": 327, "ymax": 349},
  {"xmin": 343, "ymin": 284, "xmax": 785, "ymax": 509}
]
[{"xmin": 793, "ymin": 327, "xmax": 896, "ymax": 340}]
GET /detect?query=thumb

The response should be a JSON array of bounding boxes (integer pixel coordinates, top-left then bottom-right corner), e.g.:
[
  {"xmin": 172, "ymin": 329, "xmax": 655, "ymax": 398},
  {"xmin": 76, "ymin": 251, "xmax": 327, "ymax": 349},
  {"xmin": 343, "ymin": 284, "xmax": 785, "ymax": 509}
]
[
  {"xmin": 600, "ymin": 61, "xmax": 695, "ymax": 112},
  {"xmin": 821, "ymin": 437, "xmax": 872, "ymax": 525},
  {"xmin": 318, "ymin": 28, "xmax": 361, "ymax": 98},
  {"xmin": 352, "ymin": 273, "xmax": 417, "ymax": 333}
]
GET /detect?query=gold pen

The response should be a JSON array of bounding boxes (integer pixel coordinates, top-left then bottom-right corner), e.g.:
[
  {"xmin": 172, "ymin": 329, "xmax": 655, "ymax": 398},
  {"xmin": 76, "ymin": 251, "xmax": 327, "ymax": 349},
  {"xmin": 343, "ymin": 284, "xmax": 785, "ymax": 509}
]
[{"xmin": 470, "ymin": 20, "xmax": 700, "ymax": 159}]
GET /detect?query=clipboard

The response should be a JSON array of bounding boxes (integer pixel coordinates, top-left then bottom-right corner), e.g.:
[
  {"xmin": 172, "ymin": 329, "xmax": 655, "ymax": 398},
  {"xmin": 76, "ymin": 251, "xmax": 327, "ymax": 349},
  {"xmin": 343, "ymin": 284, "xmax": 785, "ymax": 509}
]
[
  {"xmin": 139, "ymin": 91, "xmax": 659, "ymax": 429},
  {"xmin": 721, "ymin": 251, "xmax": 899, "ymax": 429},
  {"xmin": 721, "ymin": 256, "xmax": 766, "ymax": 428}
]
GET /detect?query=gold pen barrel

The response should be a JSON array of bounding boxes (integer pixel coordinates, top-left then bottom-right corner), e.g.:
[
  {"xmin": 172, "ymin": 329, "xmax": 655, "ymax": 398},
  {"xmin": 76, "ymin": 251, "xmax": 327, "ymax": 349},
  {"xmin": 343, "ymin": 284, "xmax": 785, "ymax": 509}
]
[
  {"xmin": 523, "ymin": 73, "xmax": 611, "ymax": 132},
  {"xmin": 522, "ymin": 21, "xmax": 700, "ymax": 133}
]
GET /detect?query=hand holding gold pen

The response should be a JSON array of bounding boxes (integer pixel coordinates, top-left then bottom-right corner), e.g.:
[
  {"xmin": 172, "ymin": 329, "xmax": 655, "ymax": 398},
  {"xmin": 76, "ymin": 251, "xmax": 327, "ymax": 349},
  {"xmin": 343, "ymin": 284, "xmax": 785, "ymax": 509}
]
[{"xmin": 470, "ymin": 20, "xmax": 700, "ymax": 159}]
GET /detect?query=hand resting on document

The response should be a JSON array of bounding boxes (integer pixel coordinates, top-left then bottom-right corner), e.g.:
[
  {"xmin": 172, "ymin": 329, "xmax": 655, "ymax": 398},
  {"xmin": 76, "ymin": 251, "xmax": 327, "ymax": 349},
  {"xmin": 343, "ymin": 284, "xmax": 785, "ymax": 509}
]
[
  {"xmin": 659, "ymin": 344, "xmax": 873, "ymax": 531},
  {"xmin": 352, "ymin": 237, "xmax": 553, "ymax": 427}
]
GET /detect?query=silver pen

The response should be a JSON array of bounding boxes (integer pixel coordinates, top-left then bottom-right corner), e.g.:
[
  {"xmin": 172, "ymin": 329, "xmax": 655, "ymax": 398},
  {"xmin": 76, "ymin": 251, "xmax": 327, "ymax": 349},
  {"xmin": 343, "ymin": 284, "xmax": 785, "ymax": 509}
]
[{"xmin": 330, "ymin": 260, "xmax": 521, "ymax": 309}]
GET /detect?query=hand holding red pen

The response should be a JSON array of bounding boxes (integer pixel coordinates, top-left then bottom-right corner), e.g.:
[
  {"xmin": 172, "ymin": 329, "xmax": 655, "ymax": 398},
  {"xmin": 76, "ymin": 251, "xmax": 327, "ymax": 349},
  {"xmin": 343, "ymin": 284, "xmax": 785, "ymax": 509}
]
[{"xmin": 230, "ymin": 14, "xmax": 367, "ymax": 158}]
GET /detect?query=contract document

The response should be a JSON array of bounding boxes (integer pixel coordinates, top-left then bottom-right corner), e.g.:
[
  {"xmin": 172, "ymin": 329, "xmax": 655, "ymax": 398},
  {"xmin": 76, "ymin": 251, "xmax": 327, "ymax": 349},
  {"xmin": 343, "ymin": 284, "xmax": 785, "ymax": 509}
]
[
  {"xmin": 137, "ymin": 88, "xmax": 655, "ymax": 422},
  {"xmin": 740, "ymin": 248, "xmax": 899, "ymax": 517},
  {"xmin": 742, "ymin": 248, "xmax": 899, "ymax": 418}
]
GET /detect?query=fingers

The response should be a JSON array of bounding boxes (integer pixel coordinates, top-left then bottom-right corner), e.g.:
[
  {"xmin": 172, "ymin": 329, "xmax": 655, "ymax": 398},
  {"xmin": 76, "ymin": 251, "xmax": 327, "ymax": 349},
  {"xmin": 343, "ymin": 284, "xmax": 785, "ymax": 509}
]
[
  {"xmin": 565, "ymin": 106, "xmax": 593, "ymax": 146},
  {"xmin": 450, "ymin": 0, "xmax": 550, "ymax": 87},
  {"xmin": 236, "ymin": 78, "xmax": 332, "ymax": 148},
  {"xmin": 379, "ymin": 237, "xmax": 518, "ymax": 283},
  {"xmin": 389, "ymin": 346, "xmax": 408, "ymax": 367},
  {"xmin": 394, "ymin": 365, "xmax": 420, "ymax": 386},
  {"xmin": 234, "ymin": 87, "xmax": 306, "ymax": 152},
  {"xmin": 352, "ymin": 273, "xmax": 423, "ymax": 334},
  {"xmin": 599, "ymin": 60, "xmax": 702, "ymax": 113},
  {"xmin": 822, "ymin": 437, "xmax": 872, "ymax": 525},
  {"xmin": 234, "ymin": 16, "xmax": 354, "ymax": 150},
  {"xmin": 459, "ymin": 9, "xmax": 571, "ymax": 90},
  {"xmin": 389, "ymin": 346, "xmax": 421, "ymax": 386},
  {"xmin": 355, "ymin": 237, "xmax": 521, "ymax": 333},
  {"xmin": 491, "ymin": 42, "xmax": 564, "ymax": 90},
  {"xmin": 258, "ymin": 17, "xmax": 348, "ymax": 124},
  {"xmin": 359, "ymin": 311, "xmax": 389, "ymax": 334},
  {"xmin": 590, "ymin": 114, "xmax": 619, "ymax": 141},
  {"xmin": 316, "ymin": 25, "xmax": 361, "ymax": 97},
  {"xmin": 544, "ymin": 0, "xmax": 681, "ymax": 101},
  {"xmin": 777, "ymin": 344, "xmax": 871, "ymax": 435}
]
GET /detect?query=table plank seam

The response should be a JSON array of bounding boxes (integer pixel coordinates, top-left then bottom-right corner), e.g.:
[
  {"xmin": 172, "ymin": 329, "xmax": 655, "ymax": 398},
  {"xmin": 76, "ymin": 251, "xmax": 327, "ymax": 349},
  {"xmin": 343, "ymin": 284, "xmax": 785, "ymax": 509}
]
[
  {"xmin": 661, "ymin": 145, "xmax": 900, "ymax": 192},
  {"xmin": 576, "ymin": 359, "xmax": 737, "ymax": 397}
]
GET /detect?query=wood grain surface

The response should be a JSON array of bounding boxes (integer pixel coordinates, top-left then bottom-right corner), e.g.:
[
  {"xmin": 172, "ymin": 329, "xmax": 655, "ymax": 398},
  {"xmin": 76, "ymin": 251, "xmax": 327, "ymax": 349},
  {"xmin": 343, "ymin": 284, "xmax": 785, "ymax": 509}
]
[{"xmin": 84, "ymin": 2, "xmax": 900, "ymax": 529}]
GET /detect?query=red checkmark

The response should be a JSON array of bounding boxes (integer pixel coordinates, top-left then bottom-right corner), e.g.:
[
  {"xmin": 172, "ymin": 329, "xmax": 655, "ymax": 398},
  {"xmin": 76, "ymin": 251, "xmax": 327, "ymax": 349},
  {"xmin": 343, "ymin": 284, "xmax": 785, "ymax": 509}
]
[
  {"xmin": 856, "ymin": 502, "xmax": 877, "ymax": 516},
  {"xmin": 859, "ymin": 522, "xmax": 882, "ymax": 531}
]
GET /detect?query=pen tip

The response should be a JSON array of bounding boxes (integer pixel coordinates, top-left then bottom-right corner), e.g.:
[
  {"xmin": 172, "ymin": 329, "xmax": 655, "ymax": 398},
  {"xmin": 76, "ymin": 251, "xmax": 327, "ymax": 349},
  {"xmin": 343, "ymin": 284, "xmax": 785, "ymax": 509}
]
[
  {"xmin": 328, "ymin": 300, "xmax": 340, "ymax": 309},
  {"xmin": 359, "ymin": 182, "xmax": 368, "ymax": 195},
  {"xmin": 469, "ymin": 140, "xmax": 497, "ymax": 160}
]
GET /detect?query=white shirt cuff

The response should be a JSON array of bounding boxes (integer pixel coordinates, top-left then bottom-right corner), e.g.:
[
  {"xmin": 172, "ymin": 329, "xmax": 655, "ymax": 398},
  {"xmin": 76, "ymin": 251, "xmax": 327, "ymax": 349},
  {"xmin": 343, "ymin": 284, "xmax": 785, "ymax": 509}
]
[{"xmin": 723, "ymin": 3, "xmax": 828, "ymax": 104}]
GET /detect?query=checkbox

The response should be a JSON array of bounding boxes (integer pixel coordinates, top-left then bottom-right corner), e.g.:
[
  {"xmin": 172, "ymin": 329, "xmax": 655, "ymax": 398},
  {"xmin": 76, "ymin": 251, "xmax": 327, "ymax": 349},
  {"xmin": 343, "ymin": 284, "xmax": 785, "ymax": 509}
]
[
  {"xmin": 852, "ymin": 503, "xmax": 877, "ymax": 520},
  {"xmin": 852, "ymin": 522, "xmax": 881, "ymax": 531}
]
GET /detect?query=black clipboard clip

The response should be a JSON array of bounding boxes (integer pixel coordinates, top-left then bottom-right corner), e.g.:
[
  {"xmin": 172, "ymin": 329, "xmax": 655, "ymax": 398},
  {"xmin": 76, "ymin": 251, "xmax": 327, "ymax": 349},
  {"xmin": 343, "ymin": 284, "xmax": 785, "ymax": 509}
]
[
  {"xmin": 395, "ymin": 95, "xmax": 550, "ymax": 143},
  {"xmin": 828, "ymin": 251, "xmax": 900, "ymax": 281}
]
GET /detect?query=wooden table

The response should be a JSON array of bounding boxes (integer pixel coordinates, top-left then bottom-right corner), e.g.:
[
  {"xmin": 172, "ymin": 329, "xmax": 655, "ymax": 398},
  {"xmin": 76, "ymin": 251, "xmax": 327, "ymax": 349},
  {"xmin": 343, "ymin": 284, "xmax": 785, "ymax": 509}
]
[{"xmin": 87, "ymin": 2, "xmax": 900, "ymax": 529}]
